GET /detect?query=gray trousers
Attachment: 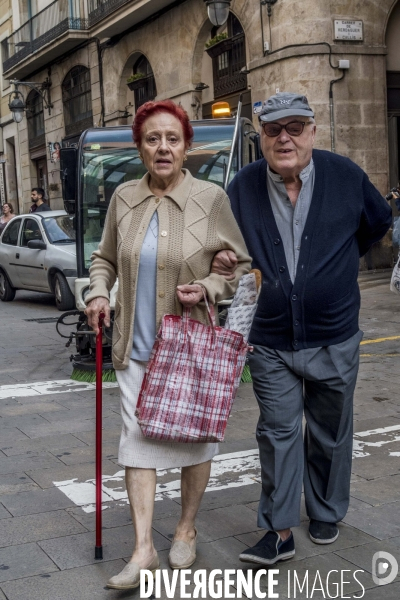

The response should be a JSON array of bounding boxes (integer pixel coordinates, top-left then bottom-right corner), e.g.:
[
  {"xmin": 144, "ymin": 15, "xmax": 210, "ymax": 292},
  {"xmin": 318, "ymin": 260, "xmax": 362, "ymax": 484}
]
[{"xmin": 248, "ymin": 331, "xmax": 362, "ymax": 531}]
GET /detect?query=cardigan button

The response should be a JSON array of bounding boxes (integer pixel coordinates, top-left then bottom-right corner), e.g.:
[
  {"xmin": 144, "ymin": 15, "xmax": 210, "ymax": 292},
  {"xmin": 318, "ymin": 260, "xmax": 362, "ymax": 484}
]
[
  {"xmin": 293, "ymin": 340, "xmax": 298, "ymax": 346},
  {"xmin": 160, "ymin": 231, "xmax": 168, "ymax": 237},
  {"xmin": 159, "ymin": 291, "xmax": 165, "ymax": 298},
  {"xmin": 273, "ymin": 238, "xmax": 280, "ymax": 245},
  {"xmin": 294, "ymin": 320, "xmax": 299, "ymax": 326},
  {"xmin": 158, "ymin": 264, "xmax": 165, "ymax": 270},
  {"xmin": 279, "ymin": 266, "xmax": 285, "ymax": 273},
  {"xmin": 292, "ymin": 294, "xmax": 297, "ymax": 301},
  {"xmin": 155, "ymin": 197, "xmax": 160, "ymax": 203}
]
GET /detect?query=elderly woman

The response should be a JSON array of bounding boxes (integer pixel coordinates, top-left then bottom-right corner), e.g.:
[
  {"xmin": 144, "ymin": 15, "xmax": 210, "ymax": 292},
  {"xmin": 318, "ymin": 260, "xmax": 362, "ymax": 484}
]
[
  {"xmin": 85, "ymin": 100, "xmax": 251, "ymax": 589},
  {"xmin": 0, "ymin": 203, "xmax": 15, "ymax": 234}
]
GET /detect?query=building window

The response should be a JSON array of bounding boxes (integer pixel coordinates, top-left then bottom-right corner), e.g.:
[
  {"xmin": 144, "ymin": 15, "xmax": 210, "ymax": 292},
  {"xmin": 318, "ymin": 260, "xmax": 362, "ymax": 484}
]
[
  {"xmin": 132, "ymin": 55, "xmax": 157, "ymax": 110},
  {"xmin": 26, "ymin": 90, "xmax": 45, "ymax": 149},
  {"xmin": 212, "ymin": 13, "xmax": 247, "ymax": 98},
  {"xmin": 62, "ymin": 66, "xmax": 93, "ymax": 137}
]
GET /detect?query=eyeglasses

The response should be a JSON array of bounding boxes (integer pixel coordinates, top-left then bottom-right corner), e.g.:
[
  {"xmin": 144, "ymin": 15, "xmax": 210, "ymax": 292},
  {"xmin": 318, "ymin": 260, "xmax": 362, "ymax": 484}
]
[{"xmin": 261, "ymin": 121, "xmax": 312, "ymax": 137}]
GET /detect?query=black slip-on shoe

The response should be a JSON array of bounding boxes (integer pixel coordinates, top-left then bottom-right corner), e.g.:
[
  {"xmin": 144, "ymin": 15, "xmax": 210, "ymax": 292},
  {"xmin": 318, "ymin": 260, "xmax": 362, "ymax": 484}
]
[
  {"xmin": 239, "ymin": 531, "xmax": 295, "ymax": 565},
  {"xmin": 309, "ymin": 519, "xmax": 339, "ymax": 544}
]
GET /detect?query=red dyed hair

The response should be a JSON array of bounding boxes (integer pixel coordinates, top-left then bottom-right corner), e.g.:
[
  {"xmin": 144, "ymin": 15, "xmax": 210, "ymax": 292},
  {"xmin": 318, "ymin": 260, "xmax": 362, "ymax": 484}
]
[{"xmin": 132, "ymin": 100, "xmax": 194, "ymax": 148}]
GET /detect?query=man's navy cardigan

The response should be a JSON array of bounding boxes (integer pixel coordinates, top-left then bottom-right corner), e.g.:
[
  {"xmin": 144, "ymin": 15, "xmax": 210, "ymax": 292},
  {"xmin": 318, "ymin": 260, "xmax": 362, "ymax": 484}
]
[{"xmin": 227, "ymin": 150, "xmax": 392, "ymax": 350}]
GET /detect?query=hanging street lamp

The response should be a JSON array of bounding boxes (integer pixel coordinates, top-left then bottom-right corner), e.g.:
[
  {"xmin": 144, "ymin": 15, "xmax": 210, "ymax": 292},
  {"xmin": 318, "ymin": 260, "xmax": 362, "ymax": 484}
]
[{"xmin": 204, "ymin": 1, "xmax": 231, "ymax": 27}]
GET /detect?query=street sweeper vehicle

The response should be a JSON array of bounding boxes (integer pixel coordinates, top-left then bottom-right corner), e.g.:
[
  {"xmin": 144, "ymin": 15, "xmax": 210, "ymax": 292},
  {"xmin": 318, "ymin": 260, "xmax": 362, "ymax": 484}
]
[{"xmin": 57, "ymin": 109, "xmax": 260, "ymax": 382}]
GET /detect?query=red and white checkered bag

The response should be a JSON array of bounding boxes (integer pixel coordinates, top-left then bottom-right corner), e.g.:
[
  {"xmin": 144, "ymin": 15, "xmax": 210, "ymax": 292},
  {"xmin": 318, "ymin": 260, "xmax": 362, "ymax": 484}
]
[{"xmin": 135, "ymin": 298, "xmax": 248, "ymax": 443}]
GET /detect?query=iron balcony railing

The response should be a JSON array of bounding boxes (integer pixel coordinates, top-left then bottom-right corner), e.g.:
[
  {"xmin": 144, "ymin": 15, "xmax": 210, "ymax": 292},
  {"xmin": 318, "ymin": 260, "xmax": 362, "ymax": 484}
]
[
  {"xmin": 88, "ymin": 0, "xmax": 132, "ymax": 27},
  {"xmin": 213, "ymin": 33, "xmax": 247, "ymax": 99},
  {"xmin": 2, "ymin": 0, "xmax": 88, "ymax": 73}
]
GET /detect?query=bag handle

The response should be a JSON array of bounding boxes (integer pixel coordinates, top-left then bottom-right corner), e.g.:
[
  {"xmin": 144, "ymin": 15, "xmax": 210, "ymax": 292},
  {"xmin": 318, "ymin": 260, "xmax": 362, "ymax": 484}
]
[{"xmin": 180, "ymin": 289, "xmax": 216, "ymax": 344}]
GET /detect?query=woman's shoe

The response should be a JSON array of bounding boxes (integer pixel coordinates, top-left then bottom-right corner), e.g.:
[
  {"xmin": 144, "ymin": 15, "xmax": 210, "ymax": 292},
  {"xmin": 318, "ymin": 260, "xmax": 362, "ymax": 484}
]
[
  {"xmin": 169, "ymin": 528, "xmax": 197, "ymax": 569},
  {"xmin": 106, "ymin": 553, "xmax": 159, "ymax": 590}
]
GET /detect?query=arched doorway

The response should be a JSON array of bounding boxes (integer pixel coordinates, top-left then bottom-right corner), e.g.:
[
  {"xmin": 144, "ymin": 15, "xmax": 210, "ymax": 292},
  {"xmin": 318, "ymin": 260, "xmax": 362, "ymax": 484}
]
[
  {"xmin": 129, "ymin": 54, "xmax": 157, "ymax": 110},
  {"xmin": 62, "ymin": 66, "xmax": 93, "ymax": 139},
  {"xmin": 201, "ymin": 12, "xmax": 251, "ymax": 120}
]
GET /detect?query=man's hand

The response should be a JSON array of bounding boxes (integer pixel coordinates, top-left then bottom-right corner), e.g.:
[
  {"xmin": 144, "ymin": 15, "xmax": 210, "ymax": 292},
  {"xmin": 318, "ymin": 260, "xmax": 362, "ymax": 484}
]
[
  {"xmin": 176, "ymin": 284, "xmax": 204, "ymax": 307},
  {"xmin": 84, "ymin": 297, "xmax": 111, "ymax": 336},
  {"xmin": 211, "ymin": 249, "xmax": 238, "ymax": 281}
]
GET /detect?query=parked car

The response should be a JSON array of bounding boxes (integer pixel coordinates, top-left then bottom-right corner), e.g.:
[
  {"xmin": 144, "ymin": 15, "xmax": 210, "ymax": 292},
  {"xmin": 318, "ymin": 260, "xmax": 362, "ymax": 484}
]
[{"xmin": 0, "ymin": 210, "xmax": 76, "ymax": 310}]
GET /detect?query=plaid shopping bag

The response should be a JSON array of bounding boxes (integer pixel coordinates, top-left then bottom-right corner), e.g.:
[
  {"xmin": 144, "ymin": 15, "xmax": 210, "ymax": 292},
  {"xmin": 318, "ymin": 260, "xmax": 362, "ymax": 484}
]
[{"xmin": 135, "ymin": 298, "xmax": 248, "ymax": 443}]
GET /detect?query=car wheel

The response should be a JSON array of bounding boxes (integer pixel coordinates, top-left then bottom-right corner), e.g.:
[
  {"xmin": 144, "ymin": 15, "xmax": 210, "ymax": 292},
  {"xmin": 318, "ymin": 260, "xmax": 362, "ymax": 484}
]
[
  {"xmin": 0, "ymin": 269, "xmax": 16, "ymax": 302},
  {"xmin": 54, "ymin": 272, "xmax": 75, "ymax": 311}
]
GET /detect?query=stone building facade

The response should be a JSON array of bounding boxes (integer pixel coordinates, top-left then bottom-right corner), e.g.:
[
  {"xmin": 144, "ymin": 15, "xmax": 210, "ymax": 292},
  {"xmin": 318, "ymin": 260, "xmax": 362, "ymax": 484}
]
[{"xmin": 0, "ymin": 0, "xmax": 399, "ymax": 266}]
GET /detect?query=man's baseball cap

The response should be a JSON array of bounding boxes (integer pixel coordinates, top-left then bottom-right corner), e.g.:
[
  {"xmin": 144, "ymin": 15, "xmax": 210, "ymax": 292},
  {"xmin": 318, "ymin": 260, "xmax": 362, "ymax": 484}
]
[{"xmin": 259, "ymin": 92, "xmax": 314, "ymax": 122}]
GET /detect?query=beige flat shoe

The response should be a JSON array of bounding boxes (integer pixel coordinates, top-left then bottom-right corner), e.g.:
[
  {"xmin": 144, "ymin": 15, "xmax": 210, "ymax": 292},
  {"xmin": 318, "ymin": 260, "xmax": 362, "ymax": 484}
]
[
  {"xmin": 106, "ymin": 553, "xmax": 159, "ymax": 590},
  {"xmin": 169, "ymin": 528, "xmax": 197, "ymax": 569}
]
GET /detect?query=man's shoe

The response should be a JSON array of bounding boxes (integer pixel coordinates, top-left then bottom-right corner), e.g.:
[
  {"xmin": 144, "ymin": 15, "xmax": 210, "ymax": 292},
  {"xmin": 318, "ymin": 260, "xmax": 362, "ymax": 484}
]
[
  {"xmin": 106, "ymin": 554, "xmax": 159, "ymax": 590},
  {"xmin": 309, "ymin": 519, "xmax": 339, "ymax": 544},
  {"xmin": 239, "ymin": 531, "xmax": 295, "ymax": 565}
]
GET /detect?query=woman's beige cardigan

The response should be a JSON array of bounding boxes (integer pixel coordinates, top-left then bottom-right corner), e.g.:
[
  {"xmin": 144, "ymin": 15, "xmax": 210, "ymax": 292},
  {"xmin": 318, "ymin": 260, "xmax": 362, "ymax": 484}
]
[{"xmin": 85, "ymin": 170, "xmax": 252, "ymax": 370}]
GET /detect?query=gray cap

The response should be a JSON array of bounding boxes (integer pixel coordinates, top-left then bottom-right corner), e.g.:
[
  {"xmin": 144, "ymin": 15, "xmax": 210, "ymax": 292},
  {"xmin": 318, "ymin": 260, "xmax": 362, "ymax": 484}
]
[{"xmin": 259, "ymin": 92, "xmax": 314, "ymax": 122}]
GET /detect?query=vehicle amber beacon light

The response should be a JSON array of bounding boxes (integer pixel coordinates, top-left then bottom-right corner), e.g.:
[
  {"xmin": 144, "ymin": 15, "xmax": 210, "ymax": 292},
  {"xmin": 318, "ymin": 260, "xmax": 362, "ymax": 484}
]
[{"xmin": 212, "ymin": 101, "xmax": 231, "ymax": 118}]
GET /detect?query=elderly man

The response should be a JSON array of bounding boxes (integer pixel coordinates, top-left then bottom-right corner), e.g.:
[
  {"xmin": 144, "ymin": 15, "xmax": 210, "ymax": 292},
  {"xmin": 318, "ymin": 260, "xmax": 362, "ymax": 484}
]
[{"xmin": 215, "ymin": 92, "xmax": 392, "ymax": 564}]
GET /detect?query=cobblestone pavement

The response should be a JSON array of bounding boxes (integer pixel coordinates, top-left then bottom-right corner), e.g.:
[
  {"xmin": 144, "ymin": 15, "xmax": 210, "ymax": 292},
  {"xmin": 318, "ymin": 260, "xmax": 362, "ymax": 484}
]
[{"xmin": 0, "ymin": 274, "xmax": 399, "ymax": 599}]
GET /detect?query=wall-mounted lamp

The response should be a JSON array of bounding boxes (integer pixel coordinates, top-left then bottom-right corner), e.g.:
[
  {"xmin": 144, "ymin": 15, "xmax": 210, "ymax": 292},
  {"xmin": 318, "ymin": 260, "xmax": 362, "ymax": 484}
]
[
  {"xmin": 204, "ymin": 1, "xmax": 231, "ymax": 27},
  {"xmin": 194, "ymin": 82, "xmax": 210, "ymax": 91},
  {"xmin": 8, "ymin": 78, "xmax": 52, "ymax": 124},
  {"xmin": 261, "ymin": 0, "xmax": 278, "ymax": 17}
]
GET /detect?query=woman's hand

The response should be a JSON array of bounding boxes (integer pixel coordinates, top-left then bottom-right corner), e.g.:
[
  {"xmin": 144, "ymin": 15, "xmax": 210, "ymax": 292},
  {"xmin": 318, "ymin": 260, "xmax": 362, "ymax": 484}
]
[
  {"xmin": 84, "ymin": 297, "xmax": 111, "ymax": 336},
  {"xmin": 176, "ymin": 284, "xmax": 204, "ymax": 307}
]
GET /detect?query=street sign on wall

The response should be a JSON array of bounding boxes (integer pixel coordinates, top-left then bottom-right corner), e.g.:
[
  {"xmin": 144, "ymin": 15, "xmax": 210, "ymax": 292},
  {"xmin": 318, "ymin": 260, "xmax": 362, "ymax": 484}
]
[{"xmin": 334, "ymin": 20, "xmax": 363, "ymax": 41}]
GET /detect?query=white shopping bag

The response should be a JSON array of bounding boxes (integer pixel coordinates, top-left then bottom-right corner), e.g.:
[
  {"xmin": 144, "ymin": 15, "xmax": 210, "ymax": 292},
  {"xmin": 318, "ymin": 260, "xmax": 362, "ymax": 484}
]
[
  {"xmin": 390, "ymin": 255, "xmax": 400, "ymax": 294},
  {"xmin": 224, "ymin": 270, "xmax": 261, "ymax": 341}
]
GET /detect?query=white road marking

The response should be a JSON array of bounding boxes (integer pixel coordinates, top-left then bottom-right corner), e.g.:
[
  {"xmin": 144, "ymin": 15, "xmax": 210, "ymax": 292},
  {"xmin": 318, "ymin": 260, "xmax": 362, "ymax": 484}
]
[
  {"xmin": 353, "ymin": 424, "xmax": 400, "ymax": 458},
  {"xmin": 0, "ymin": 379, "xmax": 118, "ymax": 400},
  {"xmin": 54, "ymin": 449, "xmax": 261, "ymax": 513},
  {"xmin": 53, "ymin": 424, "xmax": 400, "ymax": 512}
]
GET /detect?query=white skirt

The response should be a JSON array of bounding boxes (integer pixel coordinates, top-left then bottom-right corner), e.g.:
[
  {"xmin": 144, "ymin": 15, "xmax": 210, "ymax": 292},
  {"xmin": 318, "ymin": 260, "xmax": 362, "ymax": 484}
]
[{"xmin": 116, "ymin": 359, "xmax": 219, "ymax": 469}]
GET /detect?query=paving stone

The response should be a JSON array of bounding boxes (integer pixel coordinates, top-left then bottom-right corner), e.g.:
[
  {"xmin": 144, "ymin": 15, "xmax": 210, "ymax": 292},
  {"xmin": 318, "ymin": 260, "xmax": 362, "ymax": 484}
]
[
  {"xmin": 0, "ymin": 510, "xmax": 87, "ymax": 548},
  {"xmin": 153, "ymin": 504, "xmax": 260, "ymax": 543},
  {"xmin": 351, "ymin": 474, "xmax": 400, "ymax": 505},
  {"xmin": 68, "ymin": 496, "xmax": 181, "ymax": 531},
  {"xmin": 0, "ymin": 428, "xmax": 30, "ymax": 446},
  {"xmin": 0, "ymin": 452, "xmax": 63, "ymax": 476},
  {"xmin": 38, "ymin": 524, "xmax": 170, "ymax": 569},
  {"xmin": 0, "ymin": 542, "xmax": 58, "ymax": 583},
  {"xmin": 343, "ymin": 503, "xmax": 400, "ymax": 540},
  {"xmin": 14, "ymin": 418, "xmax": 97, "ymax": 439},
  {"xmin": 27, "ymin": 459, "xmax": 119, "ymax": 489},
  {"xmin": 0, "ymin": 433, "xmax": 88, "ymax": 457},
  {"xmin": 0, "ymin": 504, "xmax": 12, "ymax": 519},
  {"xmin": 361, "ymin": 582, "xmax": 400, "ymax": 600},
  {"xmin": 0, "ymin": 413, "xmax": 51, "ymax": 430},
  {"xmin": 1, "ymin": 487, "xmax": 77, "ymax": 517},
  {"xmin": 336, "ymin": 538, "xmax": 400, "ymax": 578},
  {"xmin": 0, "ymin": 588, "xmax": 7, "ymax": 599},
  {"xmin": 0, "ymin": 401, "xmax": 67, "ymax": 418},
  {"xmin": 0, "ymin": 473, "xmax": 40, "ymax": 496},
  {"xmin": 0, "ymin": 559, "xmax": 127, "ymax": 600},
  {"xmin": 351, "ymin": 451, "xmax": 400, "ymax": 479},
  {"xmin": 50, "ymin": 444, "xmax": 118, "ymax": 466}
]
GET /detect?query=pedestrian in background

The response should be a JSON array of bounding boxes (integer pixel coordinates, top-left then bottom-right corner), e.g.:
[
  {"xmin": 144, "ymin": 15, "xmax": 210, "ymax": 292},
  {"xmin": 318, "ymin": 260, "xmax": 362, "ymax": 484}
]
[
  {"xmin": 213, "ymin": 92, "xmax": 392, "ymax": 565},
  {"xmin": 29, "ymin": 188, "xmax": 51, "ymax": 213},
  {"xmin": 85, "ymin": 99, "xmax": 251, "ymax": 590},
  {"xmin": 0, "ymin": 202, "xmax": 15, "ymax": 234}
]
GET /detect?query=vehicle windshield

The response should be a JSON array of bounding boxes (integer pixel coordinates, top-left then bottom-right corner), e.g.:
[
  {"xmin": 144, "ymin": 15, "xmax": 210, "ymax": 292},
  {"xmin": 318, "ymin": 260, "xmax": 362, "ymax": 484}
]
[
  {"xmin": 42, "ymin": 215, "xmax": 76, "ymax": 244},
  {"xmin": 80, "ymin": 124, "xmax": 237, "ymax": 272}
]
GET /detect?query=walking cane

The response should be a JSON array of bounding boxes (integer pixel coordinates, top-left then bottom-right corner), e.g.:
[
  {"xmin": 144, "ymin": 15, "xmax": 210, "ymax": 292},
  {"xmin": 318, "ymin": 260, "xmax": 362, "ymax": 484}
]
[{"xmin": 95, "ymin": 312, "xmax": 104, "ymax": 560}]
